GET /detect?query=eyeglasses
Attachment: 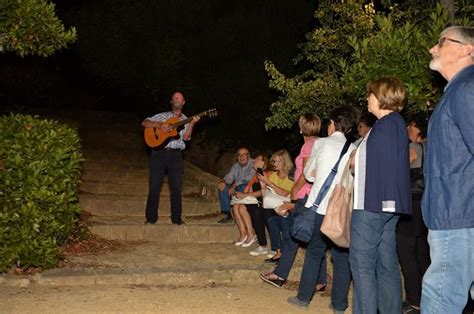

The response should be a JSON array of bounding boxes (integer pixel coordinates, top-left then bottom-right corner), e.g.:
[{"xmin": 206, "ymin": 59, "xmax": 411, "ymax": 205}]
[
  {"xmin": 237, "ymin": 153, "xmax": 249, "ymax": 157},
  {"xmin": 438, "ymin": 37, "xmax": 466, "ymax": 48},
  {"xmin": 271, "ymin": 159, "xmax": 281, "ymax": 164}
]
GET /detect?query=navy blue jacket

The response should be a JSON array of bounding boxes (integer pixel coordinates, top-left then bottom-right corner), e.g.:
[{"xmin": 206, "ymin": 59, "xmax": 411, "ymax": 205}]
[
  {"xmin": 422, "ymin": 65, "xmax": 474, "ymax": 230},
  {"xmin": 364, "ymin": 112, "xmax": 412, "ymax": 215}
]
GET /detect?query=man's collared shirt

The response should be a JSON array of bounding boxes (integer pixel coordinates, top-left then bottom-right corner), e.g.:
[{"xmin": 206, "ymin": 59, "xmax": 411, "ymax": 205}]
[{"xmin": 223, "ymin": 160, "xmax": 255, "ymax": 186}]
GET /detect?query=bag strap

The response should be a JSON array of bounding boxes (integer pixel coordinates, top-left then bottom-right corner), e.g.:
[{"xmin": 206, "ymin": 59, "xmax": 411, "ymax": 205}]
[
  {"xmin": 312, "ymin": 140, "xmax": 351, "ymax": 209},
  {"xmin": 418, "ymin": 142, "xmax": 424, "ymax": 170}
]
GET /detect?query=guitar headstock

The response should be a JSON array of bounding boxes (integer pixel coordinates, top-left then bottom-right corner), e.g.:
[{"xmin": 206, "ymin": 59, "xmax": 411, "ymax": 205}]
[{"xmin": 203, "ymin": 108, "xmax": 218, "ymax": 118}]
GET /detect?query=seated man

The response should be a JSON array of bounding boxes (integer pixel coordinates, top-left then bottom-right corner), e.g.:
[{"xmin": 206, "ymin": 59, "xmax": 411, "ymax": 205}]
[{"xmin": 217, "ymin": 147, "xmax": 255, "ymax": 223}]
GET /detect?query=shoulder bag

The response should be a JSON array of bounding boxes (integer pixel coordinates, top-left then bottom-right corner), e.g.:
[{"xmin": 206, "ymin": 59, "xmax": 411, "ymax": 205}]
[
  {"xmin": 320, "ymin": 157, "xmax": 353, "ymax": 248},
  {"xmin": 291, "ymin": 140, "xmax": 351, "ymax": 243}
]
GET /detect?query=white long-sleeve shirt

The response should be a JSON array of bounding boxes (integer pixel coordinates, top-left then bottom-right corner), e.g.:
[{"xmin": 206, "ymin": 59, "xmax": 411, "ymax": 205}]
[{"xmin": 304, "ymin": 132, "xmax": 355, "ymax": 215}]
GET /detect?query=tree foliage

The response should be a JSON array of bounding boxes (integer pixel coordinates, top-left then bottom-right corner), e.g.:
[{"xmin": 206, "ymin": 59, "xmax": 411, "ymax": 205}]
[
  {"xmin": 265, "ymin": 0, "xmax": 473, "ymax": 130},
  {"xmin": 0, "ymin": 0, "xmax": 76, "ymax": 57}
]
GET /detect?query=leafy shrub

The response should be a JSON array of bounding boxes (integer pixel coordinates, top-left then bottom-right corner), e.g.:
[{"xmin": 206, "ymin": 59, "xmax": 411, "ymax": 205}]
[{"xmin": 0, "ymin": 114, "xmax": 83, "ymax": 271}]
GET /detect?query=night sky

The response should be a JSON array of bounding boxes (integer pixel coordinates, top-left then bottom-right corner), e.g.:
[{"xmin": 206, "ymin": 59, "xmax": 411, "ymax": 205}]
[{"xmin": 0, "ymin": 0, "xmax": 318, "ymax": 151}]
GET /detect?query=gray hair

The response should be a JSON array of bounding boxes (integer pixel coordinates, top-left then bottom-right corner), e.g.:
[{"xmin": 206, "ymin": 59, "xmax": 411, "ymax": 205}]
[
  {"xmin": 441, "ymin": 26, "xmax": 474, "ymax": 61},
  {"xmin": 441, "ymin": 26, "xmax": 474, "ymax": 44}
]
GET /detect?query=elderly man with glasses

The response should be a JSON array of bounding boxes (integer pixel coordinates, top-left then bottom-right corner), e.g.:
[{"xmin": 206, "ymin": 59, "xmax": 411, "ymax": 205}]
[
  {"xmin": 421, "ymin": 26, "xmax": 474, "ymax": 313},
  {"xmin": 217, "ymin": 147, "xmax": 255, "ymax": 223}
]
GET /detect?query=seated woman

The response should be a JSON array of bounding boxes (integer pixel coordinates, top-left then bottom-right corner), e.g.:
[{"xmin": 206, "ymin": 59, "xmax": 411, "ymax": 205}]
[
  {"xmin": 256, "ymin": 149, "xmax": 294, "ymax": 262},
  {"xmin": 231, "ymin": 154, "xmax": 271, "ymax": 248}
]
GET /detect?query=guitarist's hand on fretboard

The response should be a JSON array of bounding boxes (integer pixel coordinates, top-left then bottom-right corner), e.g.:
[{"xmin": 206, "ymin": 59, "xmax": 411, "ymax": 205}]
[{"xmin": 190, "ymin": 116, "xmax": 201, "ymax": 125}]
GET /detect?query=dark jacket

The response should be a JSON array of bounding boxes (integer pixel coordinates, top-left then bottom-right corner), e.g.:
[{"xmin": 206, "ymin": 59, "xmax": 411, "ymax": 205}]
[
  {"xmin": 422, "ymin": 65, "xmax": 474, "ymax": 230},
  {"xmin": 364, "ymin": 112, "xmax": 412, "ymax": 215}
]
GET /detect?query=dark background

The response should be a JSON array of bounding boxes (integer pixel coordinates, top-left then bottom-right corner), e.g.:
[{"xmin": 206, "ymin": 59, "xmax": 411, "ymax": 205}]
[{"xmin": 0, "ymin": 0, "xmax": 319, "ymax": 153}]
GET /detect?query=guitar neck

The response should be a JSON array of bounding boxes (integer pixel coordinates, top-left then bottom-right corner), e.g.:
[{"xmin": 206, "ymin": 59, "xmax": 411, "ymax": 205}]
[{"xmin": 171, "ymin": 112, "xmax": 207, "ymax": 128}]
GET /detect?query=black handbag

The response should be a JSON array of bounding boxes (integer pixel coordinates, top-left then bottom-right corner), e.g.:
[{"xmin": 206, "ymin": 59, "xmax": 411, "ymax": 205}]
[{"xmin": 290, "ymin": 140, "xmax": 351, "ymax": 243}]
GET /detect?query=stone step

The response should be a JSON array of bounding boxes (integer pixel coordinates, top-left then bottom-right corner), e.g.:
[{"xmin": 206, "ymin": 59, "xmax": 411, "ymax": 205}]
[
  {"xmin": 81, "ymin": 169, "xmax": 148, "ymax": 182},
  {"xmin": 80, "ymin": 194, "xmax": 220, "ymax": 217},
  {"xmin": 0, "ymin": 242, "xmax": 308, "ymax": 288},
  {"xmin": 80, "ymin": 180, "xmax": 202, "ymax": 197},
  {"xmin": 89, "ymin": 216, "xmax": 237, "ymax": 243}
]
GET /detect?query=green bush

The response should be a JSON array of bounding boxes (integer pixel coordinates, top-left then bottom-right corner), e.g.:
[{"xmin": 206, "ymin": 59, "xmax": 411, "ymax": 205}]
[{"xmin": 0, "ymin": 114, "xmax": 83, "ymax": 271}]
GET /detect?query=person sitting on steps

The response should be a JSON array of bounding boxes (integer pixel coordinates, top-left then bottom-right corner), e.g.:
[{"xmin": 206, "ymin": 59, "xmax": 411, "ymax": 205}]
[
  {"xmin": 217, "ymin": 147, "xmax": 255, "ymax": 224},
  {"xmin": 233, "ymin": 154, "xmax": 271, "ymax": 249}
]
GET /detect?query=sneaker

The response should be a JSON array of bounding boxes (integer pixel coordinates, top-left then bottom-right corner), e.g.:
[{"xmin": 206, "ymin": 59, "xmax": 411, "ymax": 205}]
[
  {"xmin": 266, "ymin": 250, "xmax": 276, "ymax": 258},
  {"xmin": 287, "ymin": 296, "xmax": 309, "ymax": 310},
  {"xmin": 329, "ymin": 303, "xmax": 344, "ymax": 314},
  {"xmin": 217, "ymin": 215, "xmax": 233, "ymax": 224},
  {"xmin": 249, "ymin": 246, "xmax": 268, "ymax": 256}
]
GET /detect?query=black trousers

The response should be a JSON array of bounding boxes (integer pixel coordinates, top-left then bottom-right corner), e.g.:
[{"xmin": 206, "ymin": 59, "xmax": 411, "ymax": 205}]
[
  {"xmin": 145, "ymin": 149, "xmax": 183, "ymax": 223},
  {"xmin": 246, "ymin": 204, "xmax": 267, "ymax": 246},
  {"xmin": 396, "ymin": 196, "xmax": 431, "ymax": 307}
]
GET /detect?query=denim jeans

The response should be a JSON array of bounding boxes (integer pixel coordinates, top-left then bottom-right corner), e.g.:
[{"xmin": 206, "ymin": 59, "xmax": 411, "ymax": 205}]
[
  {"xmin": 218, "ymin": 183, "xmax": 247, "ymax": 214},
  {"xmin": 296, "ymin": 213, "xmax": 350, "ymax": 311},
  {"xmin": 267, "ymin": 215, "xmax": 291, "ymax": 252},
  {"xmin": 421, "ymin": 228, "xmax": 474, "ymax": 314},
  {"xmin": 274, "ymin": 197, "xmax": 327, "ymax": 283},
  {"xmin": 350, "ymin": 210, "xmax": 401, "ymax": 314}
]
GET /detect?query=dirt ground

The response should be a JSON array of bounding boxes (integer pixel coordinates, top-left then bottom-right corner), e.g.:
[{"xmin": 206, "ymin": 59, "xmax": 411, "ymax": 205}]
[{"xmin": 0, "ymin": 283, "xmax": 340, "ymax": 313}]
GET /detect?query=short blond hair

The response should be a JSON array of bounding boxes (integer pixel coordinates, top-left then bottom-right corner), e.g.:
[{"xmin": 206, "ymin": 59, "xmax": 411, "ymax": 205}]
[
  {"xmin": 299, "ymin": 114, "xmax": 321, "ymax": 137},
  {"xmin": 271, "ymin": 149, "xmax": 293, "ymax": 175},
  {"xmin": 367, "ymin": 77, "xmax": 407, "ymax": 112}
]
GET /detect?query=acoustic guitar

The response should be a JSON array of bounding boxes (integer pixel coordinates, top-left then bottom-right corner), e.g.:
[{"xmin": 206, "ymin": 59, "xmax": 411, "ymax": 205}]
[{"xmin": 144, "ymin": 108, "xmax": 217, "ymax": 148}]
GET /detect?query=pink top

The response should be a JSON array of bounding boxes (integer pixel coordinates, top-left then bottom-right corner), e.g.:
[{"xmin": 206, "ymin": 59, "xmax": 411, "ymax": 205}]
[{"xmin": 294, "ymin": 137, "xmax": 317, "ymax": 199}]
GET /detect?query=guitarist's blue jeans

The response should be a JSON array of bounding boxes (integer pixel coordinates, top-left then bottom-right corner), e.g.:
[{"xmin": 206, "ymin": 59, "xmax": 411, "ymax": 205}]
[{"xmin": 145, "ymin": 149, "xmax": 183, "ymax": 223}]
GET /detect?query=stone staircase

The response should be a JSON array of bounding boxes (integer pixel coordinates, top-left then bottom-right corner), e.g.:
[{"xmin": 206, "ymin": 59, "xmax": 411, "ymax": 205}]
[{"xmin": 74, "ymin": 110, "xmax": 238, "ymax": 243}]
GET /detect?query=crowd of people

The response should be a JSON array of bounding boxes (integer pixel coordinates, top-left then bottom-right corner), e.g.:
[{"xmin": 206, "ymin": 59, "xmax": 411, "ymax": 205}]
[
  {"xmin": 143, "ymin": 26, "xmax": 473, "ymax": 313},
  {"xmin": 213, "ymin": 26, "xmax": 474, "ymax": 314}
]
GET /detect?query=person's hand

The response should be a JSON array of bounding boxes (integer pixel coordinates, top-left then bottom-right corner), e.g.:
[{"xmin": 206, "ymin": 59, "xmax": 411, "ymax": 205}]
[
  {"xmin": 275, "ymin": 202, "xmax": 294, "ymax": 217},
  {"xmin": 228, "ymin": 186, "xmax": 236, "ymax": 196},
  {"xmin": 235, "ymin": 191, "xmax": 246, "ymax": 199},
  {"xmin": 217, "ymin": 181, "xmax": 226, "ymax": 191},
  {"xmin": 160, "ymin": 123, "xmax": 173, "ymax": 132},
  {"xmin": 257, "ymin": 173, "xmax": 270, "ymax": 185},
  {"xmin": 290, "ymin": 186, "xmax": 298, "ymax": 201},
  {"xmin": 191, "ymin": 116, "xmax": 200, "ymax": 125}
]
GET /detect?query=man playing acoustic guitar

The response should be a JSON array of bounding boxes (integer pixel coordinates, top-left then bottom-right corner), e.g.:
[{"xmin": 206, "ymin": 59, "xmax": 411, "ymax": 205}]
[{"xmin": 142, "ymin": 92, "xmax": 200, "ymax": 225}]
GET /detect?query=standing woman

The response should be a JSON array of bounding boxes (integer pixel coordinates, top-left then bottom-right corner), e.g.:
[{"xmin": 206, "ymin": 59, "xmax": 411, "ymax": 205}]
[
  {"xmin": 260, "ymin": 114, "xmax": 328, "ymax": 292},
  {"xmin": 350, "ymin": 77, "xmax": 411, "ymax": 314},
  {"xmin": 396, "ymin": 115, "xmax": 430, "ymax": 313}
]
